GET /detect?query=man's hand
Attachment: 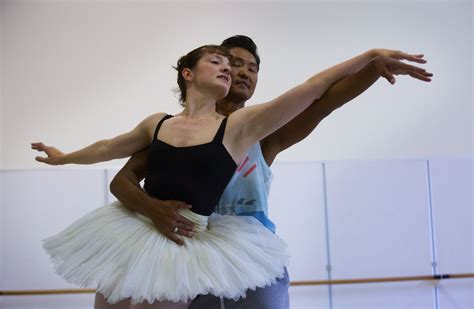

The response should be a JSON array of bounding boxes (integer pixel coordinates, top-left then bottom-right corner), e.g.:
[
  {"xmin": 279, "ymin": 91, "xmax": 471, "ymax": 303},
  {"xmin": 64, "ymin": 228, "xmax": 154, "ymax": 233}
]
[
  {"xmin": 373, "ymin": 56, "xmax": 433, "ymax": 84},
  {"xmin": 31, "ymin": 142, "xmax": 65, "ymax": 165},
  {"xmin": 145, "ymin": 199, "xmax": 196, "ymax": 246},
  {"xmin": 109, "ymin": 149, "xmax": 197, "ymax": 246}
]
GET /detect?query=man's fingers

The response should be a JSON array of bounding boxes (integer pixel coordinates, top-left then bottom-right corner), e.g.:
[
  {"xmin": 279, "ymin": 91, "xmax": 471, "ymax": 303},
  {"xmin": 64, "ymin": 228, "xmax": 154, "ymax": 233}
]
[
  {"xmin": 177, "ymin": 214, "xmax": 195, "ymax": 227},
  {"xmin": 175, "ymin": 202, "xmax": 192, "ymax": 210},
  {"xmin": 169, "ymin": 201, "xmax": 194, "ymax": 229},
  {"xmin": 395, "ymin": 63, "xmax": 433, "ymax": 81},
  {"xmin": 408, "ymin": 71, "xmax": 433, "ymax": 82},
  {"xmin": 381, "ymin": 68, "xmax": 396, "ymax": 84},
  {"xmin": 163, "ymin": 232, "xmax": 184, "ymax": 246},
  {"xmin": 176, "ymin": 220, "xmax": 195, "ymax": 233},
  {"xmin": 392, "ymin": 63, "xmax": 430, "ymax": 76},
  {"xmin": 175, "ymin": 226, "xmax": 194, "ymax": 238}
]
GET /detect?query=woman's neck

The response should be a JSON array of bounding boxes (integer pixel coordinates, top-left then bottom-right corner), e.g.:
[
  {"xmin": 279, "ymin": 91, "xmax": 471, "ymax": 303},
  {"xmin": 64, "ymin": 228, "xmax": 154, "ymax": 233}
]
[{"xmin": 180, "ymin": 89, "xmax": 222, "ymax": 119}]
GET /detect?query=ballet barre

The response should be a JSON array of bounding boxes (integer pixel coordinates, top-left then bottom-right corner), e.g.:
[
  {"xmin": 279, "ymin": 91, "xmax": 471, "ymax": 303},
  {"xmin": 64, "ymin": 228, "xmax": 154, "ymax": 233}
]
[
  {"xmin": 290, "ymin": 273, "xmax": 474, "ymax": 286},
  {"xmin": 1, "ymin": 273, "xmax": 472, "ymax": 296}
]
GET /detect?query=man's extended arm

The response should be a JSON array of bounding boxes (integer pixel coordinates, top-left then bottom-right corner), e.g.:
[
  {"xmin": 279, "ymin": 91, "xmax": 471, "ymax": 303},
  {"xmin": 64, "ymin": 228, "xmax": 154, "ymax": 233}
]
[
  {"xmin": 109, "ymin": 150, "xmax": 195, "ymax": 245},
  {"xmin": 261, "ymin": 55, "xmax": 432, "ymax": 165}
]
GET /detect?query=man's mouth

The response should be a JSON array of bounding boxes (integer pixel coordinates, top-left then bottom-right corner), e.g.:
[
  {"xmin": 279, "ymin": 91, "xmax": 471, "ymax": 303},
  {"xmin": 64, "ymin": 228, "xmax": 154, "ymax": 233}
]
[{"xmin": 235, "ymin": 80, "xmax": 250, "ymax": 89}]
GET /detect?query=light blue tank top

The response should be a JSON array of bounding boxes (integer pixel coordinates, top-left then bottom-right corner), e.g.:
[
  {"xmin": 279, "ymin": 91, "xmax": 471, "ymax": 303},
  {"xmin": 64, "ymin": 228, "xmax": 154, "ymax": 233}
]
[{"xmin": 215, "ymin": 143, "xmax": 277, "ymax": 233}]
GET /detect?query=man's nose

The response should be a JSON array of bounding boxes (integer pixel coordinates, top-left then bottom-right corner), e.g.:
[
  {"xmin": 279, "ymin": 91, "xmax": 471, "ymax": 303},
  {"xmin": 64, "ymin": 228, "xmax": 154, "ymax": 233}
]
[{"xmin": 237, "ymin": 68, "xmax": 249, "ymax": 79}]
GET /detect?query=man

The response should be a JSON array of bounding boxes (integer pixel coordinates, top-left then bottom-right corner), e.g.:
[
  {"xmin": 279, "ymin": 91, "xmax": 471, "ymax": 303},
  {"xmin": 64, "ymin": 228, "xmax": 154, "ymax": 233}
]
[{"xmin": 108, "ymin": 35, "xmax": 431, "ymax": 308}]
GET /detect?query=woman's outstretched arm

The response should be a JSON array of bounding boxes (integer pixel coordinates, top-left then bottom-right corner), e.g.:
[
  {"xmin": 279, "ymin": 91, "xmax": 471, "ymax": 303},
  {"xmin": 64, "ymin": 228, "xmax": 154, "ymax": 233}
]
[
  {"xmin": 225, "ymin": 55, "xmax": 432, "ymax": 162},
  {"xmin": 31, "ymin": 113, "xmax": 166, "ymax": 165}
]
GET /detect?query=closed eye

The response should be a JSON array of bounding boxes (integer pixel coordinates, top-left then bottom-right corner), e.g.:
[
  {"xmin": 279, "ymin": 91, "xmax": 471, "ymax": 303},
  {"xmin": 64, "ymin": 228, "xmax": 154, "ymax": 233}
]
[{"xmin": 231, "ymin": 60, "xmax": 243, "ymax": 67}]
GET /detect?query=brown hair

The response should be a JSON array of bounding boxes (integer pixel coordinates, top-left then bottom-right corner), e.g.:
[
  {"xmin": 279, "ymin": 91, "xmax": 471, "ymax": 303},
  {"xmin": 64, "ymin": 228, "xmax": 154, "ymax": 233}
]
[{"xmin": 174, "ymin": 45, "xmax": 231, "ymax": 106}]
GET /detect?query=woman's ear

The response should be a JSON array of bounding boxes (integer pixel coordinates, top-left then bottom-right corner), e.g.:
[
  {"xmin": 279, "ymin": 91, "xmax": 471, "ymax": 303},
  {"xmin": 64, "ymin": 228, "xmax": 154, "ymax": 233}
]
[{"xmin": 182, "ymin": 68, "xmax": 193, "ymax": 82}]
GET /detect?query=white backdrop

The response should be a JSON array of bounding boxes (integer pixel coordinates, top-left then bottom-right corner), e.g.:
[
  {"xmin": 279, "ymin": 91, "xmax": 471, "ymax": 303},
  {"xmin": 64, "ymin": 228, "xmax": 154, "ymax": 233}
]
[
  {"xmin": 0, "ymin": 158, "xmax": 472, "ymax": 308},
  {"xmin": 0, "ymin": 1, "xmax": 473, "ymax": 307},
  {"xmin": 0, "ymin": 0, "xmax": 4, "ymax": 167},
  {"xmin": 1, "ymin": 0, "xmax": 472, "ymax": 169}
]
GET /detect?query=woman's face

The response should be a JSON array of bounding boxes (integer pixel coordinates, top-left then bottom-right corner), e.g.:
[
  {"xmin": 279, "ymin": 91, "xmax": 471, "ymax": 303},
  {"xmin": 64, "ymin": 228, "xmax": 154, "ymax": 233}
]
[{"xmin": 189, "ymin": 53, "xmax": 232, "ymax": 100}]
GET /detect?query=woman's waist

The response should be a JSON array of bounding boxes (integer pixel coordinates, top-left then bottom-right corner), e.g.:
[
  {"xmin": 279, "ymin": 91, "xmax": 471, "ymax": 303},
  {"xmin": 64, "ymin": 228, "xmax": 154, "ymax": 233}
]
[
  {"xmin": 141, "ymin": 188, "xmax": 220, "ymax": 216},
  {"xmin": 135, "ymin": 208, "xmax": 209, "ymax": 232}
]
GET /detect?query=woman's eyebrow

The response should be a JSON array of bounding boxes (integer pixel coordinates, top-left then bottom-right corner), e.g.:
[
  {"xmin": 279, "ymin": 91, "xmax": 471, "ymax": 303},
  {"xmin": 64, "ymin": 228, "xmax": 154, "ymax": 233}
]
[{"xmin": 211, "ymin": 54, "xmax": 226, "ymax": 60}]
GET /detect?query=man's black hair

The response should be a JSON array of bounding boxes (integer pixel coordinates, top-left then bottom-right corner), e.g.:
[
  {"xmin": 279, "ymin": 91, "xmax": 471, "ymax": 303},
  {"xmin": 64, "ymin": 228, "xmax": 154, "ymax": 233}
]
[{"xmin": 221, "ymin": 35, "xmax": 260, "ymax": 68}]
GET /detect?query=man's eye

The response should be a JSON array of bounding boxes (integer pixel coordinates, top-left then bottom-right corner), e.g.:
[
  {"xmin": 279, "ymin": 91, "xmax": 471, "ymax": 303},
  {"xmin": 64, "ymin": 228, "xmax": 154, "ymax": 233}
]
[{"xmin": 231, "ymin": 61, "xmax": 243, "ymax": 67}]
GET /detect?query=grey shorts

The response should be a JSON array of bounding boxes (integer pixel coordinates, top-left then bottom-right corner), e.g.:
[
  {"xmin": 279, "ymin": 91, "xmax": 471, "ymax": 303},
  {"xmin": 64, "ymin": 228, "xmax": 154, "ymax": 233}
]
[{"xmin": 189, "ymin": 267, "xmax": 290, "ymax": 309}]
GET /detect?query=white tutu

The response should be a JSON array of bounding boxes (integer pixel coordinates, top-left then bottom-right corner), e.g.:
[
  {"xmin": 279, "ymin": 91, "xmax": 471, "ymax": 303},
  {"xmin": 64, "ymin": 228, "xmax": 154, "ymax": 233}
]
[{"xmin": 42, "ymin": 201, "xmax": 289, "ymax": 304}]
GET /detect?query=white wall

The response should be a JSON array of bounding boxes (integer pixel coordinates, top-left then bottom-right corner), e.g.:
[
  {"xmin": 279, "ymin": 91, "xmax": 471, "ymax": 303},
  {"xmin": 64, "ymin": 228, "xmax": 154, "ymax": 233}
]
[
  {"xmin": 0, "ymin": 0, "xmax": 5, "ymax": 293},
  {"xmin": 1, "ymin": 158, "xmax": 472, "ymax": 308},
  {"xmin": 0, "ymin": 172, "xmax": 3, "ymax": 299},
  {"xmin": 1, "ymin": 0, "xmax": 4, "ymax": 168},
  {"xmin": 1, "ymin": 0, "xmax": 472, "ymax": 169}
]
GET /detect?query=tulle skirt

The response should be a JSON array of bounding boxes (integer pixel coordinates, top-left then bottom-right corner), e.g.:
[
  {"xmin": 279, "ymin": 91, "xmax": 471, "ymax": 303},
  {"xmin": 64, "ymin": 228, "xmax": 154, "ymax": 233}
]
[{"xmin": 42, "ymin": 201, "xmax": 289, "ymax": 304}]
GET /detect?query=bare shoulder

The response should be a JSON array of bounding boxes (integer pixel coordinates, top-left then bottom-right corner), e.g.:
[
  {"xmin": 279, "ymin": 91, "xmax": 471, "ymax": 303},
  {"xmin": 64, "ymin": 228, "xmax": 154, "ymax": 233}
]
[
  {"xmin": 225, "ymin": 110, "xmax": 245, "ymax": 141},
  {"xmin": 129, "ymin": 112, "xmax": 168, "ymax": 142},
  {"xmin": 142, "ymin": 112, "xmax": 169, "ymax": 124},
  {"xmin": 139, "ymin": 112, "xmax": 168, "ymax": 129},
  {"xmin": 226, "ymin": 104, "xmax": 259, "ymax": 130}
]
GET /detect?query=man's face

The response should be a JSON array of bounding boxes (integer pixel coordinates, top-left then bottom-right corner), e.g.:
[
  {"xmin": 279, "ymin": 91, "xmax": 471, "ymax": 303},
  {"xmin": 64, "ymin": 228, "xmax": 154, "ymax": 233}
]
[{"xmin": 227, "ymin": 47, "xmax": 259, "ymax": 102}]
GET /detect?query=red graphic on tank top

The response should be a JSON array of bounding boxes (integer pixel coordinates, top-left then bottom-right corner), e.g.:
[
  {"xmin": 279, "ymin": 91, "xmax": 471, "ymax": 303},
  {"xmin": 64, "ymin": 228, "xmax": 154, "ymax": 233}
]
[
  {"xmin": 237, "ymin": 156, "xmax": 257, "ymax": 178},
  {"xmin": 237, "ymin": 156, "xmax": 249, "ymax": 172},
  {"xmin": 243, "ymin": 164, "xmax": 256, "ymax": 177}
]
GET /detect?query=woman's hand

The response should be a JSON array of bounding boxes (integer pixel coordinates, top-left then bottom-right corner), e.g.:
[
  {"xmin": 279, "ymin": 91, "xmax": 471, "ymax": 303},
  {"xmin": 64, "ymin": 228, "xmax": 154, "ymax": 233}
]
[
  {"xmin": 373, "ymin": 48, "xmax": 427, "ymax": 64},
  {"xmin": 31, "ymin": 113, "xmax": 165, "ymax": 165},
  {"xmin": 31, "ymin": 142, "xmax": 65, "ymax": 165}
]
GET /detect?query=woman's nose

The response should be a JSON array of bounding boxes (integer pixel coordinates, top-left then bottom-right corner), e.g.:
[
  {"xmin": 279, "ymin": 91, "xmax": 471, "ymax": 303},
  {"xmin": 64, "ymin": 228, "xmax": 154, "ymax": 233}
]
[{"xmin": 221, "ymin": 64, "xmax": 231, "ymax": 73}]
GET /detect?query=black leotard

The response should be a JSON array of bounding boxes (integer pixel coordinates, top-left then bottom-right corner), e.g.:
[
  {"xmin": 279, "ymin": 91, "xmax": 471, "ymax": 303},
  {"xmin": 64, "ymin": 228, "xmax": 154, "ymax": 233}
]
[{"xmin": 144, "ymin": 115, "xmax": 237, "ymax": 216}]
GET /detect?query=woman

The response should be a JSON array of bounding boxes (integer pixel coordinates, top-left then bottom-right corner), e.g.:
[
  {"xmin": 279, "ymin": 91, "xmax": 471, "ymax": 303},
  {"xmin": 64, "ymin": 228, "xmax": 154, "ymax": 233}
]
[{"xmin": 34, "ymin": 44, "xmax": 432, "ymax": 308}]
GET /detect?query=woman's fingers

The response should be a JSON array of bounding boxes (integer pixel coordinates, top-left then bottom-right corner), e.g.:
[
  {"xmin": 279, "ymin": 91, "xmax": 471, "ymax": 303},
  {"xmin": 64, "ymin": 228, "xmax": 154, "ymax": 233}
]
[
  {"xmin": 35, "ymin": 156, "xmax": 47, "ymax": 163},
  {"xmin": 402, "ymin": 53, "xmax": 426, "ymax": 64},
  {"xmin": 31, "ymin": 142, "xmax": 46, "ymax": 151}
]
